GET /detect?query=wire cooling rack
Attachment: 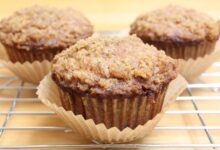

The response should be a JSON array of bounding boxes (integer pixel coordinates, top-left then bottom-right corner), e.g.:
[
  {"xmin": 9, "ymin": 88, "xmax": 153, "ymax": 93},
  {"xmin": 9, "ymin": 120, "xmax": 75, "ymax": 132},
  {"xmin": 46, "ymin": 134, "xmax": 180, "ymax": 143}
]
[{"xmin": 0, "ymin": 62, "xmax": 220, "ymax": 149}]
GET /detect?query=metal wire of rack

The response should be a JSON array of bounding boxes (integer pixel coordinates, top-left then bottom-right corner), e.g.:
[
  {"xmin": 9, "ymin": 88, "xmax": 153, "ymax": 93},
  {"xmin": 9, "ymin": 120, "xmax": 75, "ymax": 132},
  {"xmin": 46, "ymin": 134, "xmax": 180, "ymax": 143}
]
[{"xmin": 0, "ymin": 61, "xmax": 220, "ymax": 149}]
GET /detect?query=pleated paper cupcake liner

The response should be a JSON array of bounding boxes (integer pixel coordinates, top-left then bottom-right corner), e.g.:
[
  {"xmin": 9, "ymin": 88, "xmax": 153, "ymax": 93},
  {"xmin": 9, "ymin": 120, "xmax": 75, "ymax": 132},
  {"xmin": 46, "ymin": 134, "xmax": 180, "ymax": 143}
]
[
  {"xmin": 0, "ymin": 45, "xmax": 57, "ymax": 84},
  {"xmin": 0, "ymin": 60, "xmax": 51, "ymax": 84},
  {"xmin": 37, "ymin": 74, "xmax": 187, "ymax": 143},
  {"xmin": 58, "ymin": 84, "xmax": 167, "ymax": 130},
  {"xmin": 142, "ymin": 39, "xmax": 216, "ymax": 60},
  {"xmin": 177, "ymin": 49, "xmax": 220, "ymax": 81},
  {"xmin": 4, "ymin": 46, "xmax": 63, "ymax": 63},
  {"xmin": 0, "ymin": 43, "xmax": 8, "ymax": 60},
  {"xmin": 143, "ymin": 40, "xmax": 220, "ymax": 81}
]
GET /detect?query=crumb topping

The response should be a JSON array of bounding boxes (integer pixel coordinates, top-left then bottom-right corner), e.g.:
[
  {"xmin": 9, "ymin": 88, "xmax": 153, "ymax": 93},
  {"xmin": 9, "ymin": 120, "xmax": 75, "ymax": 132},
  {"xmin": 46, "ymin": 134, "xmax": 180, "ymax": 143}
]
[
  {"xmin": 0, "ymin": 5, "xmax": 93, "ymax": 51},
  {"xmin": 130, "ymin": 5, "xmax": 220, "ymax": 43},
  {"xmin": 52, "ymin": 35, "xmax": 177, "ymax": 97}
]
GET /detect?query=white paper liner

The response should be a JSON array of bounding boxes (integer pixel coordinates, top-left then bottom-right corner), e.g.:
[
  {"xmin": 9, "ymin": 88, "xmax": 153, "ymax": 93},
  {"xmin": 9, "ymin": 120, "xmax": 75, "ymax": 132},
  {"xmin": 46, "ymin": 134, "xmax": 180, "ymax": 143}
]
[
  {"xmin": 177, "ymin": 49, "xmax": 220, "ymax": 81},
  {"xmin": 1, "ymin": 60, "xmax": 51, "ymax": 84},
  {"xmin": 37, "ymin": 74, "xmax": 187, "ymax": 143}
]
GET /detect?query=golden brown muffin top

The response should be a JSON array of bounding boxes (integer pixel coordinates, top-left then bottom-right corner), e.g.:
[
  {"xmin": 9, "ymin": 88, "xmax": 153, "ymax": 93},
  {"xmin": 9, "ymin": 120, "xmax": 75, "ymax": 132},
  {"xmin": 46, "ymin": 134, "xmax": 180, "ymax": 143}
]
[
  {"xmin": 0, "ymin": 5, "xmax": 93, "ymax": 51},
  {"xmin": 52, "ymin": 35, "xmax": 177, "ymax": 97},
  {"xmin": 130, "ymin": 5, "xmax": 220, "ymax": 43}
]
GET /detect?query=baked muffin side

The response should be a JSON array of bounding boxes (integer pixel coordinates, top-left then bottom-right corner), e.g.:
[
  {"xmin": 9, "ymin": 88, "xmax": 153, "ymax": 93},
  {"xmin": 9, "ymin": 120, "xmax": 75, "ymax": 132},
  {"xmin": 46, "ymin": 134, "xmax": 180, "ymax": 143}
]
[
  {"xmin": 51, "ymin": 35, "xmax": 177, "ymax": 129},
  {"xmin": 130, "ymin": 5, "xmax": 220, "ymax": 59},
  {"xmin": 0, "ymin": 5, "xmax": 93, "ymax": 62}
]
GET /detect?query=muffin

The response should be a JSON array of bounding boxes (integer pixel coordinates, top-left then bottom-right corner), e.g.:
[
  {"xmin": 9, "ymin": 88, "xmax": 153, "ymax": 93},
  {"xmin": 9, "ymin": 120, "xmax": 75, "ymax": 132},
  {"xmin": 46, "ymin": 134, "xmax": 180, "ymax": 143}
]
[
  {"xmin": 51, "ymin": 35, "xmax": 177, "ymax": 130},
  {"xmin": 130, "ymin": 5, "xmax": 220, "ymax": 59},
  {"xmin": 0, "ymin": 5, "xmax": 93, "ymax": 63}
]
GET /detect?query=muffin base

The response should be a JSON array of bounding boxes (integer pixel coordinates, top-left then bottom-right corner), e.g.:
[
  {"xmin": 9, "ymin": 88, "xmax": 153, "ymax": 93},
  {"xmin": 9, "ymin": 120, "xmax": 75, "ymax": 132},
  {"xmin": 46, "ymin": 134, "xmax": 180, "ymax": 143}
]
[
  {"xmin": 0, "ymin": 45, "xmax": 52, "ymax": 84},
  {"xmin": 141, "ymin": 39, "xmax": 220, "ymax": 80},
  {"xmin": 142, "ymin": 39, "xmax": 216, "ymax": 60},
  {"xmin": 5, "ymin": 46, "xmax": 63, "ymax": 63},
  {"xmin": 37, "ymin": 74, "xmax": 187, "ymax": 143},
  {"xmin": 58, "ymin": 86, "xmax": 167, "ymax": 130}
]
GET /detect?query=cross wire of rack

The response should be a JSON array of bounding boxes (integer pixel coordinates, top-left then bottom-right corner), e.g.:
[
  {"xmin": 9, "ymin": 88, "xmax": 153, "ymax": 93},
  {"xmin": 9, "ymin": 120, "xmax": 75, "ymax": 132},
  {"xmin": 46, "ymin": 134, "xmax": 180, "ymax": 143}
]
[{"xmin": 0, "ymin": 60, "xmax": 220, "ymax": 149}]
